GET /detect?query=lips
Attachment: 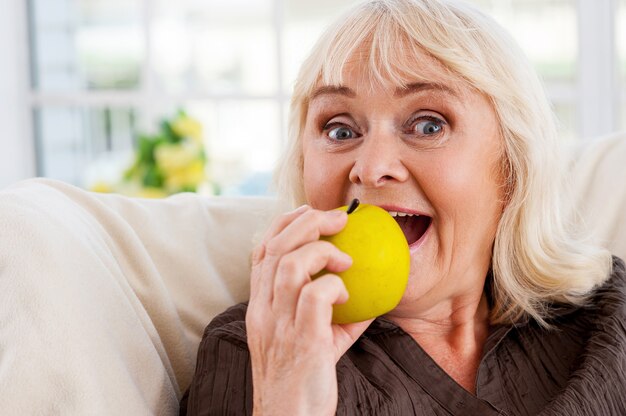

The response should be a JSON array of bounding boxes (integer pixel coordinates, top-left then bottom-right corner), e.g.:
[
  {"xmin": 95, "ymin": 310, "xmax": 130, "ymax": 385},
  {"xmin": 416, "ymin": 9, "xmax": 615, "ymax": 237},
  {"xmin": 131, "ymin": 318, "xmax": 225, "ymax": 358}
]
[{"xmin": 387, "ymin": 210, "xmax": 432, "ymax": 246}]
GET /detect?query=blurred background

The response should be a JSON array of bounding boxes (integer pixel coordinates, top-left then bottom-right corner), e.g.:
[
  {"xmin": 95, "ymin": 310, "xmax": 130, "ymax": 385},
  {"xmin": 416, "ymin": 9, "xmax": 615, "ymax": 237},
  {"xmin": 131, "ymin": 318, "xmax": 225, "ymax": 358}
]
[{"xmin": 1, "ymin": 0, "xmax": 625, "ymax": 195}]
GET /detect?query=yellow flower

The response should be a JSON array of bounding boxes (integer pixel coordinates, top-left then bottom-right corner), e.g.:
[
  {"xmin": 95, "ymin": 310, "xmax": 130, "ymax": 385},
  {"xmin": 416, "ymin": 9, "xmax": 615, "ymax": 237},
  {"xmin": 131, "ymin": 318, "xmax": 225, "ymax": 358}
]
[
  {"xmin": 90, "ymin": 181, "xmax": 113, "ymax": 193},
  {"xmin": 137, "ymin": 187, "xmax": 168, "ymax": 199},
  {"xmin": 164, "ymin": 160, "xmax": 206, "ymax": 190},
  {"xmin": 172, "ymin": 116, "xmax": 203, "ymax": 143},
  {"xmin": 154, "ymin": 143, "xmax": 206, "ymax": 191},
  {"xmin": 155, "ymin": 143, "xmax": 199, "ymax": 175}
]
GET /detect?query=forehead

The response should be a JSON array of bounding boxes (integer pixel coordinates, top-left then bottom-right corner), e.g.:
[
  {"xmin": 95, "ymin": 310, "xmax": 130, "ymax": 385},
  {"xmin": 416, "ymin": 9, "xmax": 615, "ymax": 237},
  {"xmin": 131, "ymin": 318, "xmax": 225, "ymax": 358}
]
[{"xmin": 311, "ymin": 42, "xmax": 470, "ymax": 100}]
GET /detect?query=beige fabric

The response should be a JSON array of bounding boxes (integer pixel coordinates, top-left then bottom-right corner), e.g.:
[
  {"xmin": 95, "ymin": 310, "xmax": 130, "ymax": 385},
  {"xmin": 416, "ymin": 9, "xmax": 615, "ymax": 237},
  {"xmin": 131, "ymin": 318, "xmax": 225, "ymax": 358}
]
[
  {"xmin": 568, "ymin": 132, "xmax": 626, "ymax": 260},
  {"xmin": 0, "ymin": 179, "xmax": 281, "ymax": 415},
  {"xmin": 0, "ymin": 131, "xmax": 624, "ymax": 415}
]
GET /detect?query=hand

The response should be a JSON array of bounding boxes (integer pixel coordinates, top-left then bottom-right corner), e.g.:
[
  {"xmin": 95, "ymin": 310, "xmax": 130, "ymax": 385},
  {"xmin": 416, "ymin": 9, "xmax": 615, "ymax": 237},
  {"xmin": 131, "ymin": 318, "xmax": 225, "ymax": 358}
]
[{"xmin": 246, "ymin": 205, "xmax": 374, "ymax": 416}]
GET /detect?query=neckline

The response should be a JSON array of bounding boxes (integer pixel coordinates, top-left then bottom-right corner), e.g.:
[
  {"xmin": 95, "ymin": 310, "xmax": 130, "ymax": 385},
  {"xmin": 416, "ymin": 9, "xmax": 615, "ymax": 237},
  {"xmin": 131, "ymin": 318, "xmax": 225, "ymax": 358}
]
[{"xmin": 365, "ymin": 318, "xmax": 510, "ymax": 415}]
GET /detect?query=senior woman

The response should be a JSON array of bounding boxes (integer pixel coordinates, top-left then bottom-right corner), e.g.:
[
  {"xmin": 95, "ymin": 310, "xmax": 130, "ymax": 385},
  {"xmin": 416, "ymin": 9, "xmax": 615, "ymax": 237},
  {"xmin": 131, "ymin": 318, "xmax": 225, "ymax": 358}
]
[{"xmin": 181, "ymin": 0, "xmax": 625, "ymax": 414}]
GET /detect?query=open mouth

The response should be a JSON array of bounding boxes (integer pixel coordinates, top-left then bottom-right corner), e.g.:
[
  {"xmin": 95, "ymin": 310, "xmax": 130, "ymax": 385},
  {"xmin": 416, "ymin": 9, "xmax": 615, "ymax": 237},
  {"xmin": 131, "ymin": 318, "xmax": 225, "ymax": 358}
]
[{"xmin": 388, "ymin": 211, "xmax": 432, "ymax": 247}]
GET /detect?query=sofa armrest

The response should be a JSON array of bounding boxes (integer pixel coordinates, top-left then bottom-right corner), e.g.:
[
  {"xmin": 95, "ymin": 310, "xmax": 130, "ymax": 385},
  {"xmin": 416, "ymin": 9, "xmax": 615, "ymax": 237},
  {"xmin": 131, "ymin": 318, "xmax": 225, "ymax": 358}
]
[{"xmin": 0, "ymin": 178, "xmax": 281, "ymax": 415}]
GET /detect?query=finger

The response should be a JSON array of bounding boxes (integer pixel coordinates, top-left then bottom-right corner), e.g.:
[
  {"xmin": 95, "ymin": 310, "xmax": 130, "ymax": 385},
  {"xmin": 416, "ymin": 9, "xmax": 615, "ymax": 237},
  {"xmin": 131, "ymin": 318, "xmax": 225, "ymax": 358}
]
[
  {"xmin": 294, "ymin": 274, "xmax": 348, "ymax": 338},
  {"xmin": 250, "ymin": 205, "xmax": 311, "ymax": 302},
  {"xmin": 264, "ymin": 209, "xmax": 347, "ymax": 259},
  {"xmin": 249, "ymin": 245, "xmax": 266, "ymax": 302},
  {"xmin": 258, "ymin": 209, "xmax": 348, "ymax": 305},
  {"xmin": 253, "ymin": 204, "xmax": 311, "ymax": 268},
  {"xmin": 273, "ymin": 241, "xmax": 352, "ymax": 318},
  {"xmin": 332, "ymin": 319, "xmax": 374, "ymax": 361}
]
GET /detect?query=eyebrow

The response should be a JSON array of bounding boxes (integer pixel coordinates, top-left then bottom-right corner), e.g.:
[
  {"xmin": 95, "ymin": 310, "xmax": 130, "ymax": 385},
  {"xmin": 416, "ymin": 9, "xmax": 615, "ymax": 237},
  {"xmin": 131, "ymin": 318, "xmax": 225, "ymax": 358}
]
[
  {"xmin": 309, "ymin": 82, "xmax": 460, "ymax": 101},
  {"xmin": 394, "ymin": 82, "xmax": 460, "ymax": 98},
  {"xmin": 309, "ymin": 85, "xmax": 356, "ymax": 101}
]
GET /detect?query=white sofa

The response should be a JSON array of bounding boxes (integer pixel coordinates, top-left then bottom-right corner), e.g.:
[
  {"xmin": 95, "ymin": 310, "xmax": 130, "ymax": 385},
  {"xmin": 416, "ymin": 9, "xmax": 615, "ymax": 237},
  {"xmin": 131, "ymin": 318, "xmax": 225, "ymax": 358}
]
[{"xmin": 0, "ymin": 132, "xmax": 625, "ymax": 415}]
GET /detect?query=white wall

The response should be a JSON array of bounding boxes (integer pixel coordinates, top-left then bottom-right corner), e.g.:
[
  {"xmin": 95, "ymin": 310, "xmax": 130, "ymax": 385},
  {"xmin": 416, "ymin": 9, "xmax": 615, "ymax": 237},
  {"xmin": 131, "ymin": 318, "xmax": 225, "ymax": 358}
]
[{"xmin": 0, "ymin": 0, "xmax": 35, "ymax": 189}]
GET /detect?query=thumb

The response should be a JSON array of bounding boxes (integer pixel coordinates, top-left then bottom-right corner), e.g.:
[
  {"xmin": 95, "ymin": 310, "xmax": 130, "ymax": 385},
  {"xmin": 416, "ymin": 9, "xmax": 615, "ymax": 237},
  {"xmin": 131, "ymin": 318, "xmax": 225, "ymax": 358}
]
[{"xmin": 332, "ymin": 318, "xmax": 375, "ymax": 361}]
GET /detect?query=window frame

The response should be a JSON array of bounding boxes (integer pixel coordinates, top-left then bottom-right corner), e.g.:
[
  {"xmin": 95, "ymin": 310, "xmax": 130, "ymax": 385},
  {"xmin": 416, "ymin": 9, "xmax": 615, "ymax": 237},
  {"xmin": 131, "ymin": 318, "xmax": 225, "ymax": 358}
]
[
  {"xmin": 577, "ymin": 0, "xmax": 620, "ymax": 139},
  {"xmin": 0, "ymin": 0, "xmax": 35, "ymax": 188}
]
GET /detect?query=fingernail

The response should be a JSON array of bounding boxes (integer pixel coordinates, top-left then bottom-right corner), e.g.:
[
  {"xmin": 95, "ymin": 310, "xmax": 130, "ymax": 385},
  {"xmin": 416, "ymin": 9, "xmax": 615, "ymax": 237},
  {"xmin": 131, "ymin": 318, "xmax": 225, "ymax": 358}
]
[{"xmin": 340, "ymin": 251, "xmax": 353, "ymax": 265}]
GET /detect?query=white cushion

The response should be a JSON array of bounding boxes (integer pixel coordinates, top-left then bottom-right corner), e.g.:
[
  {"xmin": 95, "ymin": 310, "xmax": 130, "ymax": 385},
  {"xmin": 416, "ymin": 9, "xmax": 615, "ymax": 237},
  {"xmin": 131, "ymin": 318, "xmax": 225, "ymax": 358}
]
[{"xmin": 568, "ymin": 132, "xmax": 626, "ymax": 260}]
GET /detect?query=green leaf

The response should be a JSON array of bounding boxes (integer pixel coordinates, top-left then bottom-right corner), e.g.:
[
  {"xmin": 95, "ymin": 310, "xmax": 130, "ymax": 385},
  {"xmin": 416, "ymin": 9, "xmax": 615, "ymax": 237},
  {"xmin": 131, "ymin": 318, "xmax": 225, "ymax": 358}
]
[
  {"xmin": 160, "ymin": 120, "xmax": 181, "ymax": 143},
  {"xmin": 142, "ymin": 164, "xmax": 164, "ymax": 188},
  {"xmin": 137, "ymin": 135, "xmax": 157, "ymax": 164},
  {"xmin": 198, "ymin": 149, "xmax": 207, "ymax": 163},
  {"xmin": 180, "ymin": 185, "xmax": 197, "ymax": 193}
]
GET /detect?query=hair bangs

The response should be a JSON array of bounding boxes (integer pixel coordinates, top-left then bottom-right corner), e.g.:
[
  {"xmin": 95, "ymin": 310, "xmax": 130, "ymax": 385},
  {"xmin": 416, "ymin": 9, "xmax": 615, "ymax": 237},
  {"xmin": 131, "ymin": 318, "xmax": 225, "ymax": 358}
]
[{"xmin": 316, "ymin": 3, "xmax": 441, "ymax": 94}]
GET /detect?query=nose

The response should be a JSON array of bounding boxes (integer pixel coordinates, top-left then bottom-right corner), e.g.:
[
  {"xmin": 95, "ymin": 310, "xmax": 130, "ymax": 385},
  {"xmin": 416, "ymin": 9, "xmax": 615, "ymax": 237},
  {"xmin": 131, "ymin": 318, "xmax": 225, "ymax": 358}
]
[{"xmin": 348, "ymin": 131, "xmax": 410, "ymax": 188}]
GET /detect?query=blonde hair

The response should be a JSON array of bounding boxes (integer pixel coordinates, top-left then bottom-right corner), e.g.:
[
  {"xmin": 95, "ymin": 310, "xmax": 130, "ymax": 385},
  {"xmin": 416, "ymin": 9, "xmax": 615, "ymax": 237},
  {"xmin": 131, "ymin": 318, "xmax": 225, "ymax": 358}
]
[{"xmin": 274, "ymin": 0, "xmax": 613, "ymax": 325}]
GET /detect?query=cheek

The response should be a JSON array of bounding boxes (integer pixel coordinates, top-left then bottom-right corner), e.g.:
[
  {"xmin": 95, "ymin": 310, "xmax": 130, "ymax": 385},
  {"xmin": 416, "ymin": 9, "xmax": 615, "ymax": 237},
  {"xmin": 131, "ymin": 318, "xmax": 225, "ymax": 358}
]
[
  {"xmin": 302, "ymin": 147, "xmax": 347, "ymax": 210},
  {"xmin": 423, "ymin": 147, "xmax": 504, "ymax": 229}
]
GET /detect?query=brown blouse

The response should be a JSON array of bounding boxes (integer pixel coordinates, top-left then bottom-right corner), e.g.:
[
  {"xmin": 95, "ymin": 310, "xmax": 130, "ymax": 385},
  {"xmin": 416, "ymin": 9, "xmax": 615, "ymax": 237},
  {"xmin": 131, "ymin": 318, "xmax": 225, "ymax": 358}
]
[{"xmin": 181, "ymin": 257, "xmax": 626, "ymax": 415}]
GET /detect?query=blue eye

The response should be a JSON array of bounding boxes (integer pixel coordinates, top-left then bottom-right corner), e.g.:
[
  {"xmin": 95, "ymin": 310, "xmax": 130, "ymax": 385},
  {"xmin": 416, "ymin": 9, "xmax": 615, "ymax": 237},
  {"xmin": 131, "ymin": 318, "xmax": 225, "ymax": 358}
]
[
  {"xmin": 405, "ymin": 114, "xmax": 446, "ymax": 138},
  {"xmin": 328, "ymin": 126, "xmax": 356, "ymax": 140},
  {"xmin": 414, "ymin": 119, "xmax": 443, "ymax": 135}
]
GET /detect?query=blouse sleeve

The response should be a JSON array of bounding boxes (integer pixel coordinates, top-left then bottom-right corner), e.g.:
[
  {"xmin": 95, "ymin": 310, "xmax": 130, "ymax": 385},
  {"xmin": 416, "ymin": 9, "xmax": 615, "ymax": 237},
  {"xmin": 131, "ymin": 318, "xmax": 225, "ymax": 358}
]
[{"xmin": 183, "ymin": 303, "xmax": 254, "ymax": 416}]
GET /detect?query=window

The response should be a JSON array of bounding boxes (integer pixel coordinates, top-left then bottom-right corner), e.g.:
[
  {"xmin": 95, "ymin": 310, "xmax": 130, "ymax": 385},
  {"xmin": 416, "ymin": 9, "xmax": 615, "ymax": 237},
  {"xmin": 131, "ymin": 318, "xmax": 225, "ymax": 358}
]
[
  {"xmin": 470, "ymin": 0, "xmax": 578, "ymax": 140},
  {"xmin": 30, "ymin": 0, "xmax": 143, "ymax": 92},
  {"xmin": 28, "ymin": 0, "xmax": 284, "ymax": 194},
  {"xmin": 25, "ymin": 0, "xmax": 625, "ymax": 195},
  {"xmin": 615, "ymin": 0, "xmax": 626, "ymax": 130},
  {"xmin": 29, "ymin": 0, "xmax": 142, "ymax": 186}
]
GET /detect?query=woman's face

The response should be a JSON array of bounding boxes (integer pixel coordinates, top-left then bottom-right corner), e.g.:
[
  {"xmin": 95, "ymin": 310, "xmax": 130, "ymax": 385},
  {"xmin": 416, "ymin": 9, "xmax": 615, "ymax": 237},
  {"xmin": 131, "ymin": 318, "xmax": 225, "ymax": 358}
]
[{"xmin": 301, "ymin": 52, "xmax": 505, "ymax": 317}]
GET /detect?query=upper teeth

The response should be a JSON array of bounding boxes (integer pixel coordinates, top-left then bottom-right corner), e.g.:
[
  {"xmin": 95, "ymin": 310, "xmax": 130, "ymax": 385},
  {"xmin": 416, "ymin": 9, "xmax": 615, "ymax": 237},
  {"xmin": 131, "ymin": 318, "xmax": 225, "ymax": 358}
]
[{"xmin": 388, "ymin": 211, "xmax": 418, "ymax": 217}]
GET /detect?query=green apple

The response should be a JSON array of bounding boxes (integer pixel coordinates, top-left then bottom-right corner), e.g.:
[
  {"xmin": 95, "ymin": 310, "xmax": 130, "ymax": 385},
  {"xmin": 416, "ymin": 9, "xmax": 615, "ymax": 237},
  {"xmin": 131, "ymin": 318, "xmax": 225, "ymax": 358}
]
[{"xmin": 315, "ymin": 199, "xmax": 410, "ymax": 324}]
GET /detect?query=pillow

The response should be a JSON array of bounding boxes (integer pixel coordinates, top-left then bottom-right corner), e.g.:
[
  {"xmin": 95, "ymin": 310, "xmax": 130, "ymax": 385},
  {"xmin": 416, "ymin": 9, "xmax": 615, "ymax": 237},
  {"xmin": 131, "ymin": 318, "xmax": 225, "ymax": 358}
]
[
  {"xmin": 0, "ymin": 178, "xmax": 283, "ymax": 414},
  {"xmin": 568, "ymin": 132, "xmax": 626, "ymax": 261}
]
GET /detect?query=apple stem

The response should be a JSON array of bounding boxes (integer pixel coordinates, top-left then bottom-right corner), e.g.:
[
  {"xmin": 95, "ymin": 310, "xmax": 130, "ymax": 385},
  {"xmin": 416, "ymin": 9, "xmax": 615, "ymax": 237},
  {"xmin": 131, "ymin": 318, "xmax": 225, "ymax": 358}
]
[{"xmin": 347, "ymin": 198, "xmax": 360, "ymax": 214}]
